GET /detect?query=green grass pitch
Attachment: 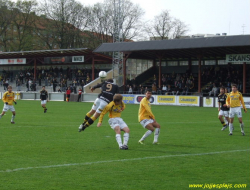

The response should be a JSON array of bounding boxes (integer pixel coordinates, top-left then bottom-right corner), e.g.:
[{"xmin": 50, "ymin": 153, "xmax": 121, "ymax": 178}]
[{"xmin": 0, "ymin": 100, "xmax": 249, "ymax": 190}]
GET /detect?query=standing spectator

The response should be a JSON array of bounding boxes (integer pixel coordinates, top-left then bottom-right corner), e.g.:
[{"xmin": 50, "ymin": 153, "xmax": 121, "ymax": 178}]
[
  {"xmin": 78, "ymin": 88, "xmax": 83, "ymax": 102},
  {"xmin": 45, "ymin": 77, "xmax": 48, "ymax": 87},
  {"xmin": 15, "ymin": 75, "xmax": 19, "ymax": 87},
  {"xmin": 153, "ymin": 75, "xmax": 157, "ymax": 85},
  {"xmin": 17, "ymin": 79, "xmax": 21, "ymax": 91},
  {"xmin": 0, "ymin": 74, "xmax": 2, "ymax": 86},
  {"xmin": 52, "ymin": 78, "xmax": 57, "ymax": 92},
  {"xmin": 28, "ymin": 78, "xmax": 32, "ymax": 91},
  {"xmin": 81, "ymin": 80, "xmax": 85, "ymax": 91},
  {"xmin": 66, "ymin": 87, "xmax": 71, "ymax": 102}
]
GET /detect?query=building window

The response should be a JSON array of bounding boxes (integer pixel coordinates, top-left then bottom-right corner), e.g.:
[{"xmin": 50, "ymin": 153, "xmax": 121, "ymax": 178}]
[
  {"xmin": 167, "ymin": 61, "xmax": 178, "ymax": 66},
  {"xmin": 204, "ymin": 60, "xmax": 216, "ymax": 65},
  {"xmin": 218, "ymin": 60, "xmax": 227, "ymax": 65},
  {"xmin": 192, "ymin": 61, "xmax": 198, "ymax": 65},
  {"xmin": 179, "ymin": 61, "xmax": 188, "ymax": 66}
]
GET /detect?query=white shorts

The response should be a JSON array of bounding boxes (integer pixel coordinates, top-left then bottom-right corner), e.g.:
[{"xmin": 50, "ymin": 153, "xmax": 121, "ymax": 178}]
[
  {"xmin": 41, "ymin": 100, "xmax": 47, "ymax": 105},
  {"xmin": 91, "ymin": 98, "xmax": 108, "ymax": 114},
  {"xmin": 3, "ymin": 104, "xmax": 15, "ymax": 112},
  {"xmin": 229, "ymin": 107, "xmax": 242, "ymax": 118},
  {"xmin": 108, "ymin": 117, "xmax": 128, "ymax": 130},
  {"xmin": 218, "ymin": 110, "xmax": 229, "ymax": 117},
  {"xmin": 140, "ymin": 119, "xmax": 154, "ymax": 128}
]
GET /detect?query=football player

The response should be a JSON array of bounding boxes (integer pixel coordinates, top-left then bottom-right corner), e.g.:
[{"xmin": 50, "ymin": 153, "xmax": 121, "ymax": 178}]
[
  {"xmin": 0, "ymin": 86, "xmax": 17, "ymax": 124},
  {"xmin": 226, "ymin": 84, "xmax": 247, "ymax": 136},
  {"xmin": 138, "ymin": 89, "xmax": 161, "ymax": 144},
  {"xmin": 97, "ymin": 94, "xmax": 129, "ymax": 150},
  {"xmin": 79, "ymin": 78, "xmax": 119, "ymax": 132},
  {"xmin": 40, "ymin": 86, "xmax": 49, "ymax": 113},
  {"xmin": 218, "ymin": 87, "xmax": 230, "ymax": 131}
]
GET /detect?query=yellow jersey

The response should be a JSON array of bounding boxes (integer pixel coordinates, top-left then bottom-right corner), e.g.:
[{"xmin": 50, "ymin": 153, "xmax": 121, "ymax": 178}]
[
  {"xmin": 2, "ymin": 91, "xmax": 15, "ymax": 105},
  {"xmin": 226, "ymin": 91, "xmax": 246, "ymax": 110},
  {"xmin": 98, "ymin": 101, "xmax": 125, "ymax": 123},
  {"xmin": 138, "ymin": 97, "xmax": 155, "ymax": 122}
]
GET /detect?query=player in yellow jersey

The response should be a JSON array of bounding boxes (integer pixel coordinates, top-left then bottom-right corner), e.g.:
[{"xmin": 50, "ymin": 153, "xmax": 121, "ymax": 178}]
[
  {"xmin": 0, "ymin": 86, "xmax": 17, "ymax": 124},
  {"xmin": 97, "ymin": 94, "xmax": 129, "ymax": 150},
  {"xmin": 226, "ymin": 84, "xmax": 247, "ymax": 136},
  {"xmin": 138, "ymin": 89, "xmax": 161, "ymax": 144}
]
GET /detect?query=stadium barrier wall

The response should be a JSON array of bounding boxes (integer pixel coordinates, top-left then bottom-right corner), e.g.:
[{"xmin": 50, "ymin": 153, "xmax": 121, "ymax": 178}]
[
  {"xmin": 121, "ymin": 94, "xmax": 200, "ymax": 106},
  {"xmin": 121, "ymin": 95, "xmax": 250, "ymax": 108},
  {"xmin": 14, "ymin": 92, "xmax": 65, "ymax": 101},
  {"xmin": 0, "ymin": 92, "xmax": 2, "ymax": 99},
  {"xmin": 4, "ymin": 92, "xmax": 250, "ymax": 108}
]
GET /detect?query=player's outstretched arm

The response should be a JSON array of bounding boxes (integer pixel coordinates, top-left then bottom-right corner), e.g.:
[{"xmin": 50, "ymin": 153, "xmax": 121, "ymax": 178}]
[{"xmin": 240, "ymin": 95, "xmax": 247, "ymax": 112}]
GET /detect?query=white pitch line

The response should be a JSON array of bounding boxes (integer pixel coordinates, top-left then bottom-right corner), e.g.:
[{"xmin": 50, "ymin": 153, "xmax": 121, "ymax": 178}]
[
  {"xmin": 0, "ymin": 149, "xmax": 249, "ymax": 173},
  {"xmin": 0, "ymin": 121, "xmax": 221, "ymax": 129}
]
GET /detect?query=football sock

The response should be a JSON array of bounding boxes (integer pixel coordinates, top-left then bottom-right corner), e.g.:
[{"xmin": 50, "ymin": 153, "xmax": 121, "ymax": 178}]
[
  {"xmin": 43, "ymin": 106, "xmax": 47, "ymax": 111},
  {"xmin": 123, "ymin": 133, "xmax": 129, "ymax": 146},
  {"xmin": 240, "ymin": 123, "xmax": 244, "ymax": 133},
  {"xmin": 85, "ymin": 116, "xmax": 97, "ymax": 127},
  {"xmin": 116, "ymin": 134, "xmax": 123, "ymax": 147},
  {"xmin": 84, "ymin": 112, "xmax": 92, "ymax": 123},
  {"xmin": 154, "ymin": 128, "xmax": 160, "ymax": 143},
  {"xmin": 229, "ymin": 123, "xmax": 233, "ymax": 133},
  {"xmin": 140, "ymin": 130, "xmax": 153, "ymax": 141},
  {"xmin": 11, "ymin": 115, "xmax": 15, "ymax": 122},
  {"xmin": 221, "ymin": 121, "xmax": 226, "ymax": 126},
  {"xmin": 0, "ymin": 114, "xmax": 3, "ymax": 119}
]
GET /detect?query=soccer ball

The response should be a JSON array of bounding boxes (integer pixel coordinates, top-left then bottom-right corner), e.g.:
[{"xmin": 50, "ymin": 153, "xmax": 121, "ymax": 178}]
[{"xmin": 99, "ymin": 71, "xmax": 107, "ymax": 79}]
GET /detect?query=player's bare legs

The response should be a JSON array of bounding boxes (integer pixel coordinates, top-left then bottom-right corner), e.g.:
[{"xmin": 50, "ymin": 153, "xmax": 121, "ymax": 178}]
[
  {"xmin": 152, "ymin": 121, "xmax": 161, "ymax": 144},
  {"xmin": 238, "ymin": 117, "xmax": 245, "ymax": 135},
  {"xmin": 11, "ymin": 111, "xmax": 16, "ymax": 124},
  {"xmin": 218, "ymin": 115, "xmax": 229, "ymax": 130},
  {"xmin": 0, "ymin": 111, "xmax": 6, "ymax": 119},
  {"xmin": 121, "ymin": 127, "xmax": 130, "ymax": 149}
]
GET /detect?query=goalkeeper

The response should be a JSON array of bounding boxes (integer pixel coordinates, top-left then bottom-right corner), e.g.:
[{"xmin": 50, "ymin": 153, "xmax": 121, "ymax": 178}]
[{"xmin": 0, "ymin": 86, "xmax": 17, "ymax": 124}]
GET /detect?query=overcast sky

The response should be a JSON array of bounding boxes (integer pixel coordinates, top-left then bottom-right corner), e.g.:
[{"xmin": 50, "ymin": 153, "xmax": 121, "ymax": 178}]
[{"xmin": 79, "ymin": 0, "xmax": 250, "ymax": 36}]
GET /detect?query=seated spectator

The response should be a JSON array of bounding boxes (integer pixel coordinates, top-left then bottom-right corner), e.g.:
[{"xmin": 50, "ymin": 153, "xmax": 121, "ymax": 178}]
[
  {"xmin": 138, "ymin": 85, "xmax": 144, "ymax": 94},
  {"xmin": 128, "ymin": 86, "xmax": 133, "ymax": 94},
  {"xmin": 157, "ymin": 85, "xmax": 162, "ymax": 95},
  {"xmin": 166, "ymin": 85, "xmax": 171, "ymax": 95},
  {"xmin": 182, "ymin": 85, "xmax": 188, "ymax": 95},
  {"xmin": 162, "ymin": 85, "xmax": 167, "ymax": 95},
  {"xmin": 152, "ymin": 84, "xmax": 157, "ymax": 94},
  {"xmin": 57, "ymin": 87, "xmax": 62, "ymax": 92},
  {"xmin": 209, "ymin": 83, "xmax": 218, "ymax": 96}
]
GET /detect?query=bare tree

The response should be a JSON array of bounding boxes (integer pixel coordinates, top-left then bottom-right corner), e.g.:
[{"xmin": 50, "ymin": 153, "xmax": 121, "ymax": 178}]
[
  {"xmin": 0, "ymin": 0, "xmax": 15, "ymax": 51},
  {"xmin": 85, "ymin": 0, "xmax": 144, "ymax": 48},
  {"xmin": 144, "ymin": 10, "xmax": 188, "ymax": 40},
  {"xmin": 11, "ymin": 0, "xmax": 38, "ymax": 51},
  {"xmin": 37, "ymin": 0, "xmax": 90, "ymax": 49}
]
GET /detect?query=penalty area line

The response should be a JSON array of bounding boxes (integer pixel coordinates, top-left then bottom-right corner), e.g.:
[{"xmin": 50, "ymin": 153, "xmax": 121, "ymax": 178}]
[{"xmin": 0, "ymin": 149, "xmax": 249, "ymax": 173}]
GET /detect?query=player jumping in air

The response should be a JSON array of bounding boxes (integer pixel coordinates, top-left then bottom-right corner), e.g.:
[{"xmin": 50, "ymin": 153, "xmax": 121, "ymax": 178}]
[
  {"xmin": 40, "ymin": 86, "xmax": 49, "ymax": 113},
  {"xmin": 0, "ymin": 86, "xmax": 17, "ymax": 124},
  {"xmin": 226, "ymin": 84, "xmax": 247, "ymax": 136},
  {"xmin": 218, "ymin": 87, "xmax": 230, "ymax": 131},
  {"xmin": 97, "ymin": 94, "xmax": 129, "ymax": 150},
  {"xmin": 78, "ymin": 78, "xmax": 119, "ymax": 132},
  {"xmin": 138, "ymin": 89, "xmax": 161, "ymax": 144}
]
